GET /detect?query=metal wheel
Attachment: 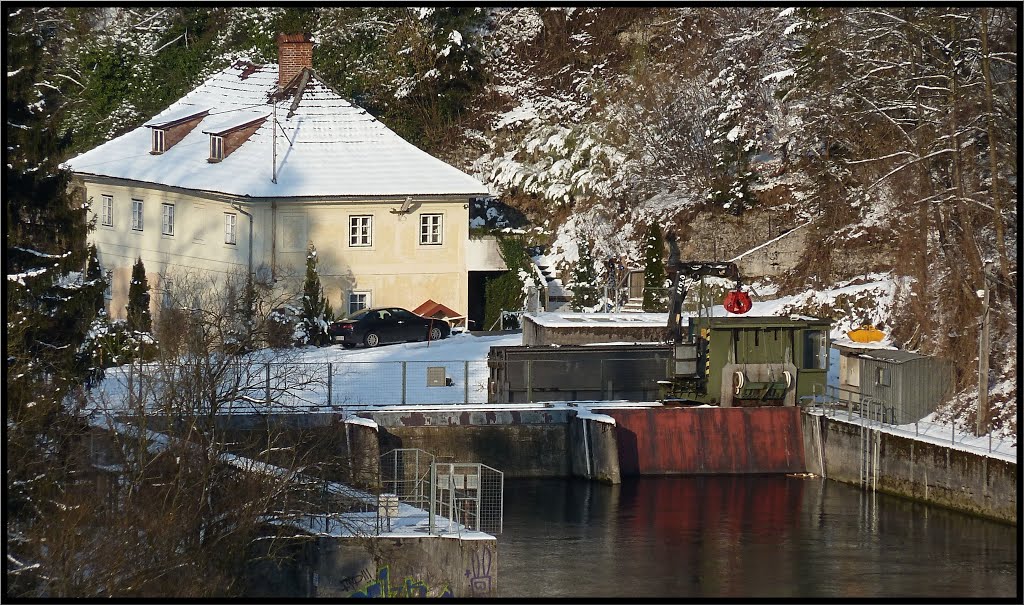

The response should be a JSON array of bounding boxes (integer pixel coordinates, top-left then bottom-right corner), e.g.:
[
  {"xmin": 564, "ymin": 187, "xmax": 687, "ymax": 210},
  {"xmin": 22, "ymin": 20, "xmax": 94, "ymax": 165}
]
[
  {"xmin": 364, "ymin": 332, "xmax": 380, "ymax": 347},
  {"xmin": 429, "ymin": 326, "xmax": 443, "ymax": 341}
]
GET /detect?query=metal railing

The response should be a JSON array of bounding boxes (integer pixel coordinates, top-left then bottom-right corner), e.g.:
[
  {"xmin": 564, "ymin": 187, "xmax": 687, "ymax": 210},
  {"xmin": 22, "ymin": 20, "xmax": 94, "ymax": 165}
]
[
  {"xmin": 432, "ymin": 462, "xmax": 503, "ymax": 535},
  {"xmin": 376, "ymin": 448, "xmax": 503, "ymax": 536},
  {"xmin": 803, "ymin": 384, "xmax": 1015, "ymax": 456}
]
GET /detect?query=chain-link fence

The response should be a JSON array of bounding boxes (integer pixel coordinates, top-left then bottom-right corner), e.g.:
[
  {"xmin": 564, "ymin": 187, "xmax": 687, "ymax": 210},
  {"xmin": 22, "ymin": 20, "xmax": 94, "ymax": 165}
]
[{"xmin": 90, "ymin": 354, "xmax": 681, "ymax": 416}]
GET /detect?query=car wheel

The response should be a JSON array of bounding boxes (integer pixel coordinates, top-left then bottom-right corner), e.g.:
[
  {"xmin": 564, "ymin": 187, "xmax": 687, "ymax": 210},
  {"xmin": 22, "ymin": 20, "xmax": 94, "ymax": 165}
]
[
  {"xmin": 364, "ymin": 332, "xmax": 380, "ymax": 348},
  {"xmin": 342, "ymin": 343, "xmax": 356, "ymax": 349},
  {"xmin": 428, "ymin": 326, "xmax": 443, "ymax": 341}
]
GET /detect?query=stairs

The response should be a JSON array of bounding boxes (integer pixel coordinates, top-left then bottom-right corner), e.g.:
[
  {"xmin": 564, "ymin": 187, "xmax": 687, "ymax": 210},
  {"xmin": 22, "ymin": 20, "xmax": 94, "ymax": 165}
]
[
  {"xmin": 531, "ymin": 255, "xmax": 572, "ymax": 310},
  {"xmin": 622, "ymin": 297, "xmax": 644, "ymax": 312}
]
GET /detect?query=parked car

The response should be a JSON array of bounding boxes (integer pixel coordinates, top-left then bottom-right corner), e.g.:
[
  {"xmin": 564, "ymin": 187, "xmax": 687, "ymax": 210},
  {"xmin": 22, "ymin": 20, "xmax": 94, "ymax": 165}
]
[{"xmin": 328, "ymin": 307, "xmax": 451, "ymax": 348}]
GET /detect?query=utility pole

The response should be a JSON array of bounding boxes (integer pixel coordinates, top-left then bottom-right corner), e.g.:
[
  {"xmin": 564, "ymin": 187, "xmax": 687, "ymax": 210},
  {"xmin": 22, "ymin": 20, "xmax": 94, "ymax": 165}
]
[{"xmin": 976, "ymin": 262, "xmax": 993, "ymax": 436}]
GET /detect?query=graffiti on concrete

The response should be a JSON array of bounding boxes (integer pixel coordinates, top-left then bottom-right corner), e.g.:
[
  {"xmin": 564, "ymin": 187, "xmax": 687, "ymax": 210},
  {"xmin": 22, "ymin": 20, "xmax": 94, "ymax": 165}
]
[
  {"xmin": 337, "ymin": 567, "xmax": 375, "ymax": 593},
  {"xmin": 350, "ymin": 566, "xmax": 453, "ymax": 598},
  {"xmin": 464, "ymin": 548, "xmax": 493, "ymax": 595}
]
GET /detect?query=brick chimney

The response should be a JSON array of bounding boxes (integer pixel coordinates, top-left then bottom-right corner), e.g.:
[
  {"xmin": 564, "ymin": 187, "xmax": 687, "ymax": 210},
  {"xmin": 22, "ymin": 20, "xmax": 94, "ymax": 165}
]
[{"xmin": 277, "ymin": 33, "xmax": 313, "ymax": 88}]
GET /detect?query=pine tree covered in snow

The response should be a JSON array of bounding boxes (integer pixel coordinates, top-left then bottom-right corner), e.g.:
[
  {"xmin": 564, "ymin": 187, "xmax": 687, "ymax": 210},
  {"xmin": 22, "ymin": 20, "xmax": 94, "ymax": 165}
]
[
  {"xmin": 299, "ymin": 243, "xmax": 334, "ymax": 346},
  {"xmin": 5, "ymin": 6, "xmax": 105, "ymax": 593},
  {"xmin": 569, "ymin": 237, "xmax": 600, "ymax": 311},
  {"xmin": 642, "ymin": 223, "xmax": 668, "ymax": 312},
  {"xmin": 84, "ymin": 243, "xmax": 106, "ymax": 315},
  {"xmin": 126, "ymin": 257, "xmax": 152, "ymax": 334}
]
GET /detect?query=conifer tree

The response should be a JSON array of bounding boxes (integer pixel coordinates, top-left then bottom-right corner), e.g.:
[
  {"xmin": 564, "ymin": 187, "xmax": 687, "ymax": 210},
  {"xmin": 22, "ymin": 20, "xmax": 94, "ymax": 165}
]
[
  {"xmin": 126, "ymin": 257, "xmax": 152, "ymax": 333},
  {"xmin": 642, "ymin": 223, "xmax": 668, "ymax": 312},
  {"xmin": 570, "ymin": 238, "xmax": 600, "ymax": 311},
  {"xmin": 85, "ymin": 243, "xmax": 107, "ymax": 316},
  {"xmin": 300, "ymin": 243, "xmax": 334, "ymax": 346}
]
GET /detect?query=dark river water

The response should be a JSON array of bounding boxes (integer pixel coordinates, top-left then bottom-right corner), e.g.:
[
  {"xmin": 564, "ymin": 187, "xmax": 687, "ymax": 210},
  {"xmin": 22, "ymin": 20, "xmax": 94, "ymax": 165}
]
[{"xmin": 497, "ymin": 476, "xmax": 1018, "ymax": 598}]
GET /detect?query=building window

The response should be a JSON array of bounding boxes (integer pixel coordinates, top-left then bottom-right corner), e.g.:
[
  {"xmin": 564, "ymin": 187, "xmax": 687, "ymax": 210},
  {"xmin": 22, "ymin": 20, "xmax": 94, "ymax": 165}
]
[
  {"xmin": 875, "ymin": 366, "xmax": 891, "ymax": 387},
  {"xmin": 210, "ymin": 135, "xmax": 224, "ymax": 161},
  {"xmin": 103, "ymin": 270, "xmax": 113, "ymax": 301},
  {"xmin": 152, "ymin": 129, "xmax": 165, "ymax": 153},
  {"xmin": 349, "ymin": 215, "xmax": 372, "ymax": 247},
  {"xmin": 101, "ymin": 194, "xmax": 113, "ymax": 227},
  {"xmin": 348, "ymin": 291, "xmax": 370, "ymax": 315},
  {"xmin": 161, "ymin": 203, "xmax": 174, "ymax": 236},
  {"xmin": 225, "ymin": 212, "xmax": 237, "ymax": 245},
  {"xmin": 420, "ymin": 213, "xmax": 442, "ymax": 245},
  {"xmin": 802, "ymin": 329, "xmax": 827, "ymax": 369},
  {"xmin": 131, "ymin": 199, "xmax": 144, "ymax": 231}
]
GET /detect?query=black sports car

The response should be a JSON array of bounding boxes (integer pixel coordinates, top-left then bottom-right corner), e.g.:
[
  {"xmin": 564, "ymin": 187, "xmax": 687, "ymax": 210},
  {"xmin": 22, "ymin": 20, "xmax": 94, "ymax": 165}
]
[{"xmin": 328, "ymin": 307, "xmax": 451, "ymax": 348}]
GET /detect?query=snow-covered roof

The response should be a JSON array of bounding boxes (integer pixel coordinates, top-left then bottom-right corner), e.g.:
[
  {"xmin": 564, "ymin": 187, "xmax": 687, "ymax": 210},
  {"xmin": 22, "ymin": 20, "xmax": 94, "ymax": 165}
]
[{"xmin": 65, "ymin": 62, "xmax": 490, "ymax": 199}]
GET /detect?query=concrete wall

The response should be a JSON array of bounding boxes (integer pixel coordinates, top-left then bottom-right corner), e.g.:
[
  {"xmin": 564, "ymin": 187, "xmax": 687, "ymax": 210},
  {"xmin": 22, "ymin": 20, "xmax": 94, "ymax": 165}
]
[
  {"xmin": 801, "ymin": 413, "xmax": 1017, "ymax": 524},
  {"xmin": 313, "ymin": 534, "xmax": 497, "ymax": 597},
  {"xmin": 365, "ymin": 409, "xmax": 573, "ymax": 478},
  {"xmin": 245, "ymin": 532, "xmax": 497, "ymax": 598},
  {"xmin": 568, "ymin": 416, "xmax": 621, "ymax": 484}
]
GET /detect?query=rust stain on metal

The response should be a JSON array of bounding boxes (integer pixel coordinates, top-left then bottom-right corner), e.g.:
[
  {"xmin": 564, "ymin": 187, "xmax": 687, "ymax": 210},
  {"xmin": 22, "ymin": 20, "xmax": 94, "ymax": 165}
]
[
  {"xmin": 460, "ymin": 411, "xmax": 471, "ymax": 425},
  {"xmin": 606, "ymin": 407, "xmax": 805, "ymax": 475},
  {"xmin": 485, "ymin": 410, "xmax": 497, "ymax": 424}
]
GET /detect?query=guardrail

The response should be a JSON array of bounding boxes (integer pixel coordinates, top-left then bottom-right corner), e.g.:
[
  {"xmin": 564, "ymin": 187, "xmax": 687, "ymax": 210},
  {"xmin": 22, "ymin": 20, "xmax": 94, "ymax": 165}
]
[{"xmin": 802, "ymin": 384, "xmax": 1014, "ymax": 456}]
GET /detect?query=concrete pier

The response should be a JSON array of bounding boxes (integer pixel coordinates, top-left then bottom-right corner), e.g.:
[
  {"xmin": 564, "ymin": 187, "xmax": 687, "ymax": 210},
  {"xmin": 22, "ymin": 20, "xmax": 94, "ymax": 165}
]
[{"xmin": 569, "ymin": 411, "xmax": 621, "ymax": 484}]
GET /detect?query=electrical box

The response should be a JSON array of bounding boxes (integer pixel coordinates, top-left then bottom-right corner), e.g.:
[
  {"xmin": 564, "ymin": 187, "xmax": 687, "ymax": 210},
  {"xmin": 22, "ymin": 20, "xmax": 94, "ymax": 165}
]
[{"xmin": 427, "ymin": 366, "xmax": 447, "ymax": 387}]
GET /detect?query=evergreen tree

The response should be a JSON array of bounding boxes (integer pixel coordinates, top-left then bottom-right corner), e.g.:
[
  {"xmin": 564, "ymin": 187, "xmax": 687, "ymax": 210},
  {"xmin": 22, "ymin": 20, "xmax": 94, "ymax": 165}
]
[
  {"xmin": 85, "ymin": 243, "xmax": 107, "ymax": 315},
  {"xmin": 569, "ymin": 238, "xmax": 600, "ymax": 311},
  {"xmin": 642, "ymin": 223, "xmax": 668, "ymax": 311},
  {"xmin": 6, "ymin": 5, "xmax": 96, "ymax": 419},
  {"xmin": 126, "ymin": 257, "xmax": 152, "ymax": 333},
  {"xmin": 300, "ymin": 243, "xmax": 334, "ymax": 346},
  {"xmin": 5, "ymin": 6, "xmax": 104, "ymax": 593}
]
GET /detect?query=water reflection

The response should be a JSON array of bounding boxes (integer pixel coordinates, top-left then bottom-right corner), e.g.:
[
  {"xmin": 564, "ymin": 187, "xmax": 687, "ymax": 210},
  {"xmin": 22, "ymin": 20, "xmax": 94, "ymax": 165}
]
[{"xmin": 498, "ymin": 476, "xmax": 1017, "ymax": 598}]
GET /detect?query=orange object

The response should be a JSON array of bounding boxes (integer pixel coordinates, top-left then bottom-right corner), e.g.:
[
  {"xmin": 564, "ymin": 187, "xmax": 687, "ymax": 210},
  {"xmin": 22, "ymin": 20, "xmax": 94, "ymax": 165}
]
[
  {"xmin": 723, "ymin": 290, "xmax": 753, "ymax": 314},
  {"xmin": 847, "ymin": 325, "xmax": 884, "ymax": 342}
]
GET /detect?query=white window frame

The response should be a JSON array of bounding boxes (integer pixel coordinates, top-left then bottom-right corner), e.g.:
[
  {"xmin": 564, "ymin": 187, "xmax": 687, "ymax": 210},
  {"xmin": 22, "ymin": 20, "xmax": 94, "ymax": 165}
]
[
  {"xmin": 161, "ymin": 203, "xmax": 174, "ymax": 236},
  {"xmin": 101, "ymin": 194, "xmax": 113, "ymax": 227},
  {"xmin": 419, "ymin": 213, "xmax": 443, "ymax": 245},
  {"xmin": 224, "ymin": 212, "xmax": 237, "ymax": 245},
  {"xmin": 349, "ymin": 215, "xmax": 372, "ymax": 247},
  {"xmin": 210, "ymin": 135, "xmax": 224, "ymax": 161},
  {"xmin": 131, "ymin": 199, "xmax": 144, "ymax": 231},
  {"xmin": 348, "ymin": 291, "xmax": 370, "ymax": 315},
  {"xmin": 152, "ymin": 128, "xmax": 165, "ymax": 153}
]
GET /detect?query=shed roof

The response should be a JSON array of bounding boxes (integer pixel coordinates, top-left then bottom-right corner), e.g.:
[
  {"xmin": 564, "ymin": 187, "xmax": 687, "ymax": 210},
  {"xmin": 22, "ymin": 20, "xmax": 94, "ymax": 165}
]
[
  {"xmin": 65, "ymin": 62, "xmax": 489, "ymax": 199},
  {"xmin": 858, "ymin": 349, "xmax": 929, "ymax": 364}
]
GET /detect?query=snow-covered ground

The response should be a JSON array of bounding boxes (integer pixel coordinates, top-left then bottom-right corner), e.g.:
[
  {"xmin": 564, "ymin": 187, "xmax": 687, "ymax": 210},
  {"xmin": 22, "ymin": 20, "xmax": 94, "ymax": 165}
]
[
  {"xmin": 805, "ymin": 406, "xmax": 1016, "ymax": 461},
  {"xmin": 83, "ymin": 281, "xmax": 1015, "ymax": 457}
]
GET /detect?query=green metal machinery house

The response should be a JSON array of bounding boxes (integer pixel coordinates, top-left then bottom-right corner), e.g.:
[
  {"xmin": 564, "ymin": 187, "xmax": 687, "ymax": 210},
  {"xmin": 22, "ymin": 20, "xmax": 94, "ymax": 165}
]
[{"xmin": 667, "ymin": 315, "xmax": 832, "ymax": 407}]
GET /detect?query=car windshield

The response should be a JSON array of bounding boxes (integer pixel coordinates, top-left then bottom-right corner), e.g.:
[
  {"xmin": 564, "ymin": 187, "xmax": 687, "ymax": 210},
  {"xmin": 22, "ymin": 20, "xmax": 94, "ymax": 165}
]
[{"xmin": 347, "ymin": 308, "xmax": 373, "ymax": 320}]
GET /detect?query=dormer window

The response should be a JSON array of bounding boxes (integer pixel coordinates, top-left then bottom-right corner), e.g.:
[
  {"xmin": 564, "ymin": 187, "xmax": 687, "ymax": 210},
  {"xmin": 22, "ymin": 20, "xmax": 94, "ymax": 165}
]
[
  {"xmin": 210, "ymin": 136, "xmax": 224, "ymax": 162},
  {"xmin": 201, "ymin": 112, "xmax": 268, "ymax": 163},
  {"xmin": 144, "ymin": 108, "xmax": 209, "ymax": 154},
  {"xmin": 151, "ymin": 129, "xmax": 166, "ymax": 154}
]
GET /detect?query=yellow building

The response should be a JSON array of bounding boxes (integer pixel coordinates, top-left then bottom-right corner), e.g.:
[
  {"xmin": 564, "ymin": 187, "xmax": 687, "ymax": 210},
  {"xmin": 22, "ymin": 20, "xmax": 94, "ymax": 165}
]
[{"xmin": 65, "ymin": 34, "xmax": 492, "ymax": 323}]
